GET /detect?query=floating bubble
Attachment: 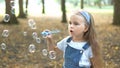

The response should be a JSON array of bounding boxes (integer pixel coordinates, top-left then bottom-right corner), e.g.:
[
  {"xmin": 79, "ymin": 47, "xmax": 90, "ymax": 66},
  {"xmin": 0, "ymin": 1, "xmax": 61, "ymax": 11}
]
[
  {"xmin": 28, "ymin": 19, "xmax": 35, "ymax": 26},
  {"xmin": 11, "ymin": 7, "xmax": 15, "ymax": 14},
  {"xmin": 10, "ymin": 1, "xmax": 14, "ymax": 7},
  {"xmin": 3, "ymin": 14, "xmax": 10, "ymax": 22},
  {"xmin": 28, "ymin": 19, "xmax": 36, "ymax": 29},
  {"xmin": 36, "ymin": 37, "xmax": 41, "ymax": 43},
  {"xmin": 42, "ymin": 49, "xmax": 48, "ymax": 56},
  {"xmin": 2, "ymin": 30, "xmax": 9, "ymax": 37},
  {"xmin": 48, "ymin": 50, "xmax": 56, "ymax": 59},
  {"xmin": 28, "ymin": 44, "xmax": 36, "ymax": 53},
  {"xmin": 1, "ymin": 43, "xmax": 6, "ymax": 50},
  {"xmin": 41, "ymin": 30, "xmax": 60, "ymax": 38},
  {"xmin": 23, "ymin": 31, "xmax": 27, "ymax": 36},
  {"xmin": 32, "ymin": 32, "xmax": 38, "ymax": 39},
  {"xmin": 31, "ymin": 24, "xmax": 37, "ymax": 29}
]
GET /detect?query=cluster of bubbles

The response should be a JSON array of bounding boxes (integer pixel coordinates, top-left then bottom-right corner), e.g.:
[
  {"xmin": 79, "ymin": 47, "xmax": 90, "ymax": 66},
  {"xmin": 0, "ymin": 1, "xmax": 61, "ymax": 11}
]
[
  {"xmin": 23, "ymin": 31, "xmax": 41, "ymax": 53},
  {"xmin": 40, "ymin": 29, "xmax": 60, "ymax": 59},
  {"xmin": 3, "ymin": 0, "xmax": 15, "ymax": 23},
  {"xmin": 1, "ymin": 30, "xmax": 9, "ymax": 50},
  {"xmin": 1, "ymin": 18, "xmax": 60, "ymax": 60},
  {"xmin": 42, "ymin": 49, "xmax": 56, "ymax": 59},
  {"xmin": 1, "ymin": 0, "xmax": 60, "ymax": 60},
  {"xmin": 28, "ymin": 19, "xmax": 37, "ymax": 29},
  {"xmin": 10, "ymin": 0, "xmax": 15, "ymax": 14}
]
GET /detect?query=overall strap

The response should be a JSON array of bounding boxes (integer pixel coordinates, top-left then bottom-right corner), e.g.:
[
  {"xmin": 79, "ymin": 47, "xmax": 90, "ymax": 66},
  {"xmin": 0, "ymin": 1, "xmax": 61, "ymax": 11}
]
[
  {"xmin": 82, "ymin": 43, "xmax": 90, "ymax": 50},
  {"xmin": 67, "ymin": 37, "xmax": 90, "ymax": 50},
  {"xmin": 66, "ymin": 37, "xmax": 72, "ymax": 43}
]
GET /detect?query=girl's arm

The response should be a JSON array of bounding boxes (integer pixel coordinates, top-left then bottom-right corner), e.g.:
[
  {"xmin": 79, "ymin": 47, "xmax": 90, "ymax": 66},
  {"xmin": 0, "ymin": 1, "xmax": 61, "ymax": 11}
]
[
  {"xmin": 46, "ymin": 33, "xmax": 63, "ymax": 60},
  {"xmin": 46, "ymin": 36, "xmax": 57, "ymax": 51},
  {"xmin": 44, "ymin": 30, "xmax": 62, "ymax": 54}
]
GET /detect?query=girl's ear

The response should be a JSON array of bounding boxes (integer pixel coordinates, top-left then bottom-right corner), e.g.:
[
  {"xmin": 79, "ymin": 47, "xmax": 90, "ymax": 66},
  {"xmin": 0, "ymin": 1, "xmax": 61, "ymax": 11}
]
[{"xmin": 84, "ymin": 25, "xmax": 89, "ymax": 32}]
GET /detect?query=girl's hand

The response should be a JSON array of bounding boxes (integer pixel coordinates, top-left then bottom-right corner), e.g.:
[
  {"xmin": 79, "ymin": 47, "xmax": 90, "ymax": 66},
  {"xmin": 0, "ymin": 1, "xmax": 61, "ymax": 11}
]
[{"xmin": 41, "ymin": 29, "xmax": 53, "ymax": 39}]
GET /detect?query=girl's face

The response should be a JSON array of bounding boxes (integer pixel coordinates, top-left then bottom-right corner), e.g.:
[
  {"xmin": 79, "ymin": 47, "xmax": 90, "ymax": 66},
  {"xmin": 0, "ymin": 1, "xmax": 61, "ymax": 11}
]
[{"xmin": 68, "ymin": 15, "xmax": 88, "ymax": 38}]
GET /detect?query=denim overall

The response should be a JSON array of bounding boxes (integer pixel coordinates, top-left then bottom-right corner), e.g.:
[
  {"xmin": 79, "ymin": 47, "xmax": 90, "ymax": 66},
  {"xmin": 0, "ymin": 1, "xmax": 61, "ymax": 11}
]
[{"xmin": 63, "ymin": 37, "xmax": 90, "ymax": 68}]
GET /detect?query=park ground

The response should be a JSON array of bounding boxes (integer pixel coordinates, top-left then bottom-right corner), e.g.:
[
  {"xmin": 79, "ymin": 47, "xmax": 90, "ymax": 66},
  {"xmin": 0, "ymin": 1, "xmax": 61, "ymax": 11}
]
[{"xmin": 0, "ymin": 9, "xmax": 120, "ymax": 68}]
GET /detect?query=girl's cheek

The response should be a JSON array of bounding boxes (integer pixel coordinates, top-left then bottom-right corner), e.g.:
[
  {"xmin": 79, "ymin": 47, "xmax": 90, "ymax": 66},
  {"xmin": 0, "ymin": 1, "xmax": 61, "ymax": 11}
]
[
  {"xmin": 77, "ymin": 24, "xmax": 86, "ymax": 31},
  {"xmin": 81, "ymin": 24, "xmax": 86, "ymax": 28}
]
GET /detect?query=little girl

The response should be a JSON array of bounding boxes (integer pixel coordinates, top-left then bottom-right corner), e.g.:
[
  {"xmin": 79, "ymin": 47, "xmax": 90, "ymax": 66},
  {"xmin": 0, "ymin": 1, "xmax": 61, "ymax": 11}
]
[{"xmin": 44, "ymin": 10, "xmax": 103, "ymax": 68}]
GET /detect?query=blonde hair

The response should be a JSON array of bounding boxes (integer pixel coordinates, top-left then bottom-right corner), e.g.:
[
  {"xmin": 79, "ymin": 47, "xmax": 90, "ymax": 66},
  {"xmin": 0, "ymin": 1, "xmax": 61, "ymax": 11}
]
[{"xmin": 75, "ymin": 10, "xmax": 104, "ymax": 68}]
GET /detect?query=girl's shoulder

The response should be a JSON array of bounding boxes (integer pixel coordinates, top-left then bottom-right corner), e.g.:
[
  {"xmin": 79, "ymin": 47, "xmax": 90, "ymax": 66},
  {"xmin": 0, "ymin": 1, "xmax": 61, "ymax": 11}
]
[
  {"xmin": 57, "ymin": 36, "xmax": 71, "ymax": 51},
  {"xmin": 60, "ymin": 36, "xmax": 71, "ymax": 43}
]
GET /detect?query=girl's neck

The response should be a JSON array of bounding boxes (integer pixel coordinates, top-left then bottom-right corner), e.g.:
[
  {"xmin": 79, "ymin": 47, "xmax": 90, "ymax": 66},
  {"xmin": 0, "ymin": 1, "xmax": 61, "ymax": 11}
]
[{"xmin": 72, "ymin": 36, "xmax": 86, "ymax": 42}]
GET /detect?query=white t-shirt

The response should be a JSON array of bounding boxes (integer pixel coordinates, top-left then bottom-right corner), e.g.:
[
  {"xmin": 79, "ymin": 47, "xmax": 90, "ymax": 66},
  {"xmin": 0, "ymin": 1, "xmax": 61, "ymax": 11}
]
[{"xmin": 57, "ymin": 36, "xmax": 93, "ymax": 67}]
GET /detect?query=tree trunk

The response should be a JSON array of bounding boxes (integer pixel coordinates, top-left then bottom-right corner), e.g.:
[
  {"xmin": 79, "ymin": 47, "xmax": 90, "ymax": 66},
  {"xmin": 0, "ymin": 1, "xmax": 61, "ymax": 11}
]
[
  {"xmin": 81, "ymin": 0, "xmax": 84, "ymax": 9},
  {"xmin": 2, "ymin": 0, "xmax": 19, "ymax": 24},
  {"xmin": 95, "ymin": 0, "xmax": 102, "ymax": 8},
  {"xmin": 61, "ymin": 0, "xmax": 67, "ymax": 23},
  {"xmin": 42, "ymin": 0, "xmax": 45, "ymax": 14},
  {"xmin": 113, "ymin": 0, "xmax": 120, "ymax": 25},
  {"xmin": 18, "ymin": 0, "xmax": 26, "ymax": 18},
  {"xmin": 25, "ymin": 0, "xmax": 28, "ymax": 15}
]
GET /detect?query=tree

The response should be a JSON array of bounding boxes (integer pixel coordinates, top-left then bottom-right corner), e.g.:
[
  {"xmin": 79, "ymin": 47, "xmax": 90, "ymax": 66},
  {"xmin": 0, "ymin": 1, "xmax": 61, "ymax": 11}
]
[
  {"xmin": 94, "ymin": 0, "xmax": 102, "ymax": 8},
  {"xmin": 113, "ymin": 0, "xmax": 120, "ymax": 25},
  {"xmin": 25, "ymin": 0, "xmax": 28, "ymax": 15},
  {"xmin": 81, "ymin": 0, "xmax": 84, "ymax": 9},
  {"xmin": 42, "ymin": 0, "xmax": 45, "ymax": 14},
  {"xmin": 18, "ymin": 0, "xmax": 26, "ymax": 18},
  {"xmin": 61, "ymin": 0, "xmax": 67, "ymax": 23},
  {"xmin": 1, "ymin": 0, "xmax": 19, "ymax": 24}
]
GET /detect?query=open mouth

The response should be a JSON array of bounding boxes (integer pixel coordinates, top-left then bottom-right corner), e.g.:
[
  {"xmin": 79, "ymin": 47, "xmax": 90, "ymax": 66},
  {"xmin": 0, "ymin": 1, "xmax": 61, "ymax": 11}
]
[{"xmin": 70, "ymin": 30, "xmax": 73, "ymax": 32}]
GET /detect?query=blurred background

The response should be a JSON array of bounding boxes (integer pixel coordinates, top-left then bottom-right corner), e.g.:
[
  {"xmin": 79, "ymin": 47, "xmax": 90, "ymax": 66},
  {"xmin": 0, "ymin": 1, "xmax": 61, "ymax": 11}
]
[{"xmin": 0, "ymin": 0, "xmax": 120, "ymax": 68}]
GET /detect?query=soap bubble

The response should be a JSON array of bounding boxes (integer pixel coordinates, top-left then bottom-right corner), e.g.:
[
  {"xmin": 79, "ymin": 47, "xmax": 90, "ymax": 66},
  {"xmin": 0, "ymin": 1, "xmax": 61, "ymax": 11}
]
[
  {"xmin": 48, "ymin": 50, "xmax": 56, "ymax": 59},
  {"xmin": 31, "ymin": 24, "xmax": 36, "ymax": 29},
  {"xmin": 28, "ymin": 44, "xmax": 36, "ymax": 53},
  {"xmin": 2, "ymin": 30, "xmax": 9, "ymax": 37},
  {"xmin": 32, "ymin": 32, "xmax": 38, "ymax": 39},
  {"xmin": 3, "ymin": 14, "xmax": 10, "ymax": 22},
  {"xmin": 42, "ymin": 49, "xmax": 48, "ymax": 56},
  {"xmin": 23, "ymin": 31, "xmax": 27, "ymax": 36},
  {"xmin": 10, "ymin": 0, "xmax": 14, "ymax": 7},
  {"xmin": 11, "ymin": 7, "xmax": 15, "ymax": 14},
  {"xmin": 28, "ymin": 19, "xmax": 35, "ymax": 26},
  {"xmin": 36, "ymin": 37, "xmax": 41, "ymax": 43},
  {"xmin": 1, "ymin": 43, "xmax": 6, "ymax": 50},
  {"xmin": 28, "ymin": 19, "xmax": 36, "ymax": 29}
]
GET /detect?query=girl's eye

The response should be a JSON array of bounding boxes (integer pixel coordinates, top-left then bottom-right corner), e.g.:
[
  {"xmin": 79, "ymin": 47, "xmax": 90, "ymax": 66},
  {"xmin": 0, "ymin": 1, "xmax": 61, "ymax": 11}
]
[
  {"xmin": 74, "ymin": 22, "xmax": 80, "ymax": 25},
  {"xmin": 69, "ymin": 21, "xmax": 71, "ymax": 24}
]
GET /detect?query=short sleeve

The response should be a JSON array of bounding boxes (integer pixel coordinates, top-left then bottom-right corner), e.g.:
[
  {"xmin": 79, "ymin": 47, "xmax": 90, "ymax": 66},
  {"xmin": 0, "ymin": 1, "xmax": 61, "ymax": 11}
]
[
  {"xmin": 57, "ymin": 36, "xmax": 70, "ymax": 52},
  {"xmin": 88, "ymin": 46, "xmax": 93, "ymax": 58}
]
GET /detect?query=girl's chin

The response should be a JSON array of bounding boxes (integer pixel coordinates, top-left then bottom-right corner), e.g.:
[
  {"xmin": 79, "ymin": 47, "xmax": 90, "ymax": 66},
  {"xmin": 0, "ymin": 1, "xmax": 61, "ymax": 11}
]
[{"xmin": 69, "ymin": 33, "xmax": 73, "ymax": 36}]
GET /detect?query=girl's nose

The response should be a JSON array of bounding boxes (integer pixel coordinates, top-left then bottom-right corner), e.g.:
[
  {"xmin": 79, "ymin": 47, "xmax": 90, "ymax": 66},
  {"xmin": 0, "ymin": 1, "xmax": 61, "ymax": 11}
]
[{"xmin": 70, "ymin": 24, "xmax": 74, "ymax": 28}]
